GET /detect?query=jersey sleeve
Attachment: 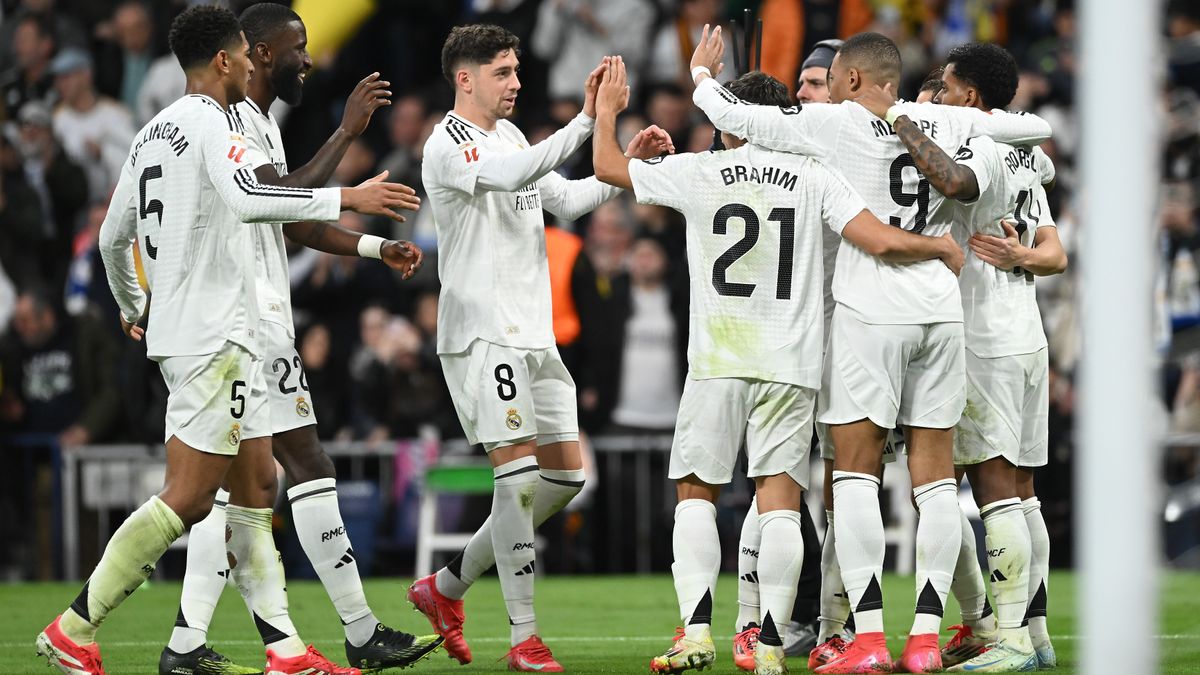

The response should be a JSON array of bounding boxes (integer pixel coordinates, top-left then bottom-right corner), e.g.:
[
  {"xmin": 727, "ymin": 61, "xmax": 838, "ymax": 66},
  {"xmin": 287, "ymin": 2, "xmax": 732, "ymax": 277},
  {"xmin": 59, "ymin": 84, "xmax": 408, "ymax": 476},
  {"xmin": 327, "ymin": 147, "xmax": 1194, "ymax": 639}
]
[
  {"xmin": 98, "ymin": 158, "xmax": 146, "ymax": 323},
  {"xmin": 627, "ymin": 152, "xmax": 697, "ymax": 210},
  {"xmin": 901, "ymin": 102, "xmax": 1052, "ymax": 146},
  {"xmin": 201, "ymin": 110, "xmax": 340, "ymax": 223},
  {"xmin": 692, "ymin": 77, "xmax": 839, "ymax": 157},
  {"xmin": 241, "ymin": 120, "xmax": 271, "ymax": 171},
  {"xmin": 817, "ymin": 163, "xmax": 869, "ymax": 234},
  {"xmin": 537, "ymin": 172, "xmax": 622, "ymax": 221},
  {"xmin": 950, "ymin": 135, "xmax": 1001, "ymax": 205},
  {"xmin": 1032, "ymin": 183, "xmax": 1056, "ymax": 229}
]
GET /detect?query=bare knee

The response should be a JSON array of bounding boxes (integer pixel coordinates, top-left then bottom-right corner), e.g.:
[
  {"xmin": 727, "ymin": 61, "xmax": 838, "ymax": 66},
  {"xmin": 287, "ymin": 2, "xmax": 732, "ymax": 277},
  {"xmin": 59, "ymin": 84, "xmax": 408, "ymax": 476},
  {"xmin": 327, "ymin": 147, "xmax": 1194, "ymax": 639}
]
[
  {"xmin": 1016, "ymin": 467, "xmax": 1036, "ymax": 501},
  {"xmin": 676, "ymin": 475, "xmax": 721, "ymax": 504},
  {"xmin": 159, "ymin": 485, "xmax": 218, "ymax": 527},
  {"xmin": 754, "ymin": 473, "xmax": 803, "ymax": 512}
]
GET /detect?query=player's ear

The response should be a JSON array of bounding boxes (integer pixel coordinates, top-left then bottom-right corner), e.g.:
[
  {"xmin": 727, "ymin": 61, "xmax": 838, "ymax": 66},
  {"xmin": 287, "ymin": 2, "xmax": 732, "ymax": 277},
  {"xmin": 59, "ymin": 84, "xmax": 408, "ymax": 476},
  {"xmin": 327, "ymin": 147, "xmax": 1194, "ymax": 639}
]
[
  {"xmin": 847, "ymin": 67, "xmax": 860, "ymax": 93},
  {"xmin": 456, "ymin": 67, "xmax": 472, "ymax": 94},
  {"xmin": 254, "ymin": 41, "xmax": 271, "ymax": 65},
  {"xmin": 214, "ymin": 48, "xmax": 230, "ymax": 75}
]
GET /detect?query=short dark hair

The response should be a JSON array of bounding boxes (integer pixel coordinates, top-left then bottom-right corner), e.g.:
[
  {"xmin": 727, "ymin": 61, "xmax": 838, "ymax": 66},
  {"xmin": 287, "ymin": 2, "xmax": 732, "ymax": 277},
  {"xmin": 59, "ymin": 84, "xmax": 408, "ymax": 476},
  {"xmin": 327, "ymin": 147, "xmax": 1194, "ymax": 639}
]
[
  {"xmin": 17, "ymin": 11, "xmax": 56, "ymax": 42},
  {"xmin": 838, "ymin": 32, "xmax": 901, "ymax": 84},
  {"xmin": 168, "ymin": 4, "xmax": 243, "ymax": 71},
  {"xmin": 727, "ymin": 71, "xmax": 791, "ymax": 107},
  {"xmin": 239, "ymin": 2, "xmax": 302, "ymax": 49},
  {"xmin": 946, "ymin": 42, "xmax": 1018, "ymax": 109},
  {"xmin": 920, "ymin": 66, "xmax": 945, "ymax": 95},
  {"xmin": 440, "ymin": 24, "xmax": 520, "ymax": 85}
]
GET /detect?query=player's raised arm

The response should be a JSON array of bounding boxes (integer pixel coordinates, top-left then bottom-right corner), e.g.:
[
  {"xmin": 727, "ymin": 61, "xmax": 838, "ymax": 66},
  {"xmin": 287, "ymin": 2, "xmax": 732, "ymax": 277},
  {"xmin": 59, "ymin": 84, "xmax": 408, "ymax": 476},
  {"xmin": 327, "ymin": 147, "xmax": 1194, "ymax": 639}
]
[
  {"xmin": 97, "ymin": 159, "xmax": 147, "ymax": 337},
  {"xmin": 260, "ymin": 72, "xmax": 392, "ymax": 188},
  {"xmin": 689, "ymin": 24, "xmax": 834, "ymax": 157},
  {"xmin": 592, "ymin": 55, "xmax": 637, "ymax": 191}
]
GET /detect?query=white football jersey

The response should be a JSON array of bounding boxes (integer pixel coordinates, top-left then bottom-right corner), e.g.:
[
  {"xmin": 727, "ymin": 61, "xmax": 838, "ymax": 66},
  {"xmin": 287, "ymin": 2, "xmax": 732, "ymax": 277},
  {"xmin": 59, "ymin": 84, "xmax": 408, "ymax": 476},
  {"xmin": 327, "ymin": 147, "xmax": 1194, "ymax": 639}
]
[
  {"xmin": 951, "ymin": 135, "xmax": 1055, "ymax": 358},
  {"xmin": 234, "ymin": 98, "xmax": 294, "ymax": 337},
  {"xmin": 422, "ymin": 111, "xmax": 614, "ymax": 355},
  {"xmin": 628, "ymin": 144, "xmax": 866, "ymax": 388},
  {"xmin": 98, "ymin": 94, "xmax": 341, "ymax": 359},
  {"xmin": 693, "ymin": 79, "xmax": 1053, "ymax": 325}
]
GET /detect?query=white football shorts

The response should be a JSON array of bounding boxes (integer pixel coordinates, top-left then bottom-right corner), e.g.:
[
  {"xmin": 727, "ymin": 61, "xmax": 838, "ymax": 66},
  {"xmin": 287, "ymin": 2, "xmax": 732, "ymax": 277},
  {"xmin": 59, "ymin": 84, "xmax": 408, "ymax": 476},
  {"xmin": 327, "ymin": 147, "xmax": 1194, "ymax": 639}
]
[
  {"xmin": 260, "ymin": 320, "xmax": 318, "ymax": 435},
  {"xmin": 440, "ymin": 339, "xmax": 578, "ymax": 451},
  {"xmin": 670, "ymin": 376, "xmax": 815, "ymax": 488},
  {"xmin": 160, "ymin": 341, "xmax": 268, "ymax": 455},
  {"xmin": 954, "ymin": 348, "xmax": 1049, "ymax": 468}
]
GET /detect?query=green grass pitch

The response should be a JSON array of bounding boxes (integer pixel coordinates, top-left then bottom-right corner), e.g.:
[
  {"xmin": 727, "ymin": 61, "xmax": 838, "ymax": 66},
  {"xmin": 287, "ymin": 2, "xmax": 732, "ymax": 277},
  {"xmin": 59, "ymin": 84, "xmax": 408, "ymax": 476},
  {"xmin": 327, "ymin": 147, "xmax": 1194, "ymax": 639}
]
[{"xmin": 3, "ymin": 572, "xmax": 1198, "ymax": 673}]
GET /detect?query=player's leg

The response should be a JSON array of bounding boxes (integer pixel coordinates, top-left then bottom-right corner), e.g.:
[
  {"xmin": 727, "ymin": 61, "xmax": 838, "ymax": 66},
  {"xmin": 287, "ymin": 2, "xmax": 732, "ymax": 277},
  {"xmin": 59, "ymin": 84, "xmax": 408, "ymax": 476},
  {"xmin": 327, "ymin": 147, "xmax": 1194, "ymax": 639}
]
[
  {"xmin": 161, "ymin": 486, "xmax": 233, "ymax": 656},
  {"xmin": 651, "ymin": 377, "xmax": 746, "ymax": 674},
  {"xmin": 735, "ymin": 495, "xmax": 762, "ymax": 637},
  {"xmin": 274, "ymin": 403, "xmax": 439, "ymax": 662},
  {"xmin": 1018, "ymin": 348, "xmax": 1054, "ymax": 668},
  {"xmin": 815, "ymin": 311, "xmax": 904, "ymax": 675},
  {"xmin": 783, "ymin": 499, "xmax": 822, "ymax": 654},
  {"xmin": 39, "ymin": 347, "xmax": 253, "ymax": 675},
  {"xmin": 895, "ymin": 321, "xmax": 967, "ymax": 674},
  {"xmin": 745, "ymin": 381, "xmax": 815, "ymax": 675},
  {"xmin": 941, "ymin": 468, "xmax": 998, "ymax": 669}
]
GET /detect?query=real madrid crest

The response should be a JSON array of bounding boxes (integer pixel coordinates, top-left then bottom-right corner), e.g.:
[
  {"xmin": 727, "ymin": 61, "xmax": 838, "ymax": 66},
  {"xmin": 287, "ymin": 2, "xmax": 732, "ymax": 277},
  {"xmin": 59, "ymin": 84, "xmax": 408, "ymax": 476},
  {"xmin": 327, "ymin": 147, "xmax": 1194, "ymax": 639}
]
[
  {"xmin": 296, "ymin": 396, "xmax": 310, "ymax": 417},
  {"xmin": 505, "ymin": 408, "xmax": 522, "ymax": 430},
  {"xmin": 227, "ymin": 422, "xmax": 241, "ymax": 447}
]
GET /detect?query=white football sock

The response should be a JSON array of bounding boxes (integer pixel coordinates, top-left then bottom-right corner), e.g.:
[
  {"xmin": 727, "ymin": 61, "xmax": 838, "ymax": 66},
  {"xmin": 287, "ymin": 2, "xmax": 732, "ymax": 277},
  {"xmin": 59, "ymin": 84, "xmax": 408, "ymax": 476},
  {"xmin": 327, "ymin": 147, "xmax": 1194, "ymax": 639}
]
[
  {"xmin": 757, "ymin": 509, "xmax": 804, "ymax": 648},
  {"xmin": 226, "ymin": 505, "xmax": 304, "ymax": 658},
  {"xmin": 831, "ymin": 471, "xmax": 885, "ymax": 635},
  {"xmin": 287, "ymin": 478, "xmax": 379, "ymax": 647},
  {"xmin": 435, "ymin": 468, "xmax": 584, "ymax": 601},
  {"xmin": 736, "ymin": 496, "xmax": 762, "ymax": 632},
  {"xmin": 61, "ymin": 496, "xmax": 184, "ymax": 645},
  {"xmin": 910, "ymin": 479, "xmax": 960, "ymax": 636},
  {"xmin": 951, "ymin": 508, "xmax": 996, "ymax": 633},
  {"xmin": 980, "ymin": 498, "xmax": 1032, "ymax": 648},
  {"xmin": 490, "ymin": 456, "xmax": 540, "ymax": 646},
  {"xmin": 818, "ymin": 509, "xmax": 851, "ymax": 642},
  {"xmin": 168, "ymin": 489, "xmax": 230, "ymax": 654},
  {"xmin": 1023, "ymin": 497, "xmax": 1051, "ymax": 647},
  {"xmin": 672, "ymin": 499, "xmax": 721, "ymax": 642}
]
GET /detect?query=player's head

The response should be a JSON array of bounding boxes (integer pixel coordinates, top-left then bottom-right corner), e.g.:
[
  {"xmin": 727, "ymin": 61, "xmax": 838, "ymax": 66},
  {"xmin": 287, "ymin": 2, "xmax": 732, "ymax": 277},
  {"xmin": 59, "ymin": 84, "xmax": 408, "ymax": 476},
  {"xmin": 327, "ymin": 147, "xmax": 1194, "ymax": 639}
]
[
  {"xmin": 916, "ymin": 66, "xmax": 944, "ymax": 103},
  {"xmin": 240, "ymin": 2, "xmax": 309, "ymax": 105},
  {"xmin": 797, "ymin": 39, "xmax": 842, "ymax": 103},
  {"xmin": 168, "ymin": 4, "xmax": 253, "ymax": 103},
  {"xmin": 939, "ymin": 43, "xmax": 1018, "ymax": 110},
  {"xmin": 441, "ymin": 24, "xmax": 521, "ymax": 121},
  {"xmin": 828, "ymin": 32, "xmax": 900, "ymax": 103},
  {"xmin": 721, "ymin": 71, "xmax": 790, "ymax": 149}
]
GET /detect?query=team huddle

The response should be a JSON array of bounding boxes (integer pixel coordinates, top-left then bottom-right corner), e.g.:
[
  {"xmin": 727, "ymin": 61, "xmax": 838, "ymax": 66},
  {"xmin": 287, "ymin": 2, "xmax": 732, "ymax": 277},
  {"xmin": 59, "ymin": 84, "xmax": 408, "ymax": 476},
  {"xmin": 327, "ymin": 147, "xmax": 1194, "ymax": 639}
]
[{"xmin": 30, "ymin": 4, "xmax": 1063, "ymax": 675}]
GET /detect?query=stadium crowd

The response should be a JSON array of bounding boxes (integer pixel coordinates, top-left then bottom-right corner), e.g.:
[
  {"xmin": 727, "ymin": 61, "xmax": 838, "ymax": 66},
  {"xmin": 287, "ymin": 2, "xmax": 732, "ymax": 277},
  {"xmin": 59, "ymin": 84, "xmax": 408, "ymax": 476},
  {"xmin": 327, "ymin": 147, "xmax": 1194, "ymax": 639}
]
[{"xmin": 0, "ymin": 0, "xmax": 1197, "ymax": 575}]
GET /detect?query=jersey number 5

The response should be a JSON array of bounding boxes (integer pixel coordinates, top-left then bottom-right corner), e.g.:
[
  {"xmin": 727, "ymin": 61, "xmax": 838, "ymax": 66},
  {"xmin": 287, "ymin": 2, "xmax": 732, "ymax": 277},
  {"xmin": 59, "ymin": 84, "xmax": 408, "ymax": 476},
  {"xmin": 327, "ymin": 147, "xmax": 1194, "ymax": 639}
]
[
  {"xmin": 139, "ymin": 165, "xmax": 164, "ymax": 259},
  {"xmin": 711, "ymin": 203, "xmax": 796, "ymax": 300}
]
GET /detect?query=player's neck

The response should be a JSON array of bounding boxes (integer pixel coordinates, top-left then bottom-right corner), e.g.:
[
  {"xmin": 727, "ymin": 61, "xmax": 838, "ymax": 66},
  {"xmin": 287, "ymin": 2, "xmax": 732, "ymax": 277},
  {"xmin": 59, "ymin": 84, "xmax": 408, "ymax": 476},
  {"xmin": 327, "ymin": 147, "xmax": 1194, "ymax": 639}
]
[
  {"xmin": 247, "ymin": 82, "xmax": 275, "ymax": 116},
  {"xmin": 452, "ymin": 95, "xmax": 498, "ymax": 131},
  {"xmin": 185, "ymin": 72, "xmax": 229, "ymax": 108}
]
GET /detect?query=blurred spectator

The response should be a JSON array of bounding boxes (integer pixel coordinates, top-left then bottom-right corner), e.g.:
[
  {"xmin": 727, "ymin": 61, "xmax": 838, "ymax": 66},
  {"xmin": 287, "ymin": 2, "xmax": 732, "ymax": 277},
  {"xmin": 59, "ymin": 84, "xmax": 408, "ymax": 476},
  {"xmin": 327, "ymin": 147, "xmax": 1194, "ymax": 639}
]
[
  {"xmin": 135, "ymin": 50, "xmax": 184, "ymax": 125},
  {"xmin": 94, "ymin": 0, "xmax": 158, "ymax": 113},
  {"xmin": 9, "ymin": 100, "xmax": 89, "ymax": 292},
  {"xmin": 1169, "ymin": 0, "xmax": 1200, "ymax": 95},
  {"xmin": 644, "ymin": 84, "xmax": 692, "ymax": 149},
  {"xmin": 532, "ymin": 0, "xmax": 656, "ymax": 102},
  {"xmin": 546, "ymin": 222, "xmax": 584, "ymax": 370},
  {"xmin": 1, "ymin": 12, "xmax": 58, "ymax": 118},
  {"xmin": 646, "ymin": 0, "xmax": 736, "ymax": 89},
  {"xmin": 63, "ymin": 202, "xmax": 121, "ymax": 320},
  {"xmin": 378, "ymin": 94, "xmax": 430, "ymax": 192},
  {"xmin": 0, "ymin": 2, "xmax": 88, "ymax": 74},
  {"xmin": 609, "ymin": 236, "xmax": 683, "ymax": 432},
  {"xmin": 757, "ymin": 0, "xmax": 871, "ymax": 95},
  {"xmin": 50, "ymin": 48, "xmax": 136, "ymax": 201},
  {"xmin": 297, "ymin": 322, "xmax": 352, "ymax": 440},
  {"xmin": 0, "ymin": 287, "xmax": 120, "ymax": 446},
  {"xmin": 0, "ymin": 259, "xmax": 15, "ymax": 333}
]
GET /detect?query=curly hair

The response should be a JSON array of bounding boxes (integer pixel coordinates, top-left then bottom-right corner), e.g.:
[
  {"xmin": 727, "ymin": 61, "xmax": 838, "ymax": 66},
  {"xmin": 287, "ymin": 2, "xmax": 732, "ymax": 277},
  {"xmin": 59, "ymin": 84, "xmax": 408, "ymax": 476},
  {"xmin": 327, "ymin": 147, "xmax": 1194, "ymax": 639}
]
[
  {"xmin": 727, "ymin": 71, "xmax": 791, "ymax": 107},
  {"xmin": 946, "ymin": 43, "xmax": 1018, "ymax": 109},
  {"xmin": 440, "ymin": 24, "xmax": 520, "ymax": 85},
  {"xmin": 168, "ymin": 4, "xmax": 243, "ymax": 71}
]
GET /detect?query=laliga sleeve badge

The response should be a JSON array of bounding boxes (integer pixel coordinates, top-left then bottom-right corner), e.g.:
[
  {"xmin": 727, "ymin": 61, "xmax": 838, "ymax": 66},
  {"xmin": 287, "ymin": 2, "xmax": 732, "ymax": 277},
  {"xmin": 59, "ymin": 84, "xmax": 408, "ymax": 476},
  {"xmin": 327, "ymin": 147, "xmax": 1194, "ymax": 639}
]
[
  {"xmin": 506, "ymin": 408, "xmax": 523, "ymax": 430},
  {"xmin": 296, "ymin": 396, "xmax": 310, "ymax": 418},
  {"xmin": 227, "ymin": 422, "xmax": 241, "ymax": 447}
]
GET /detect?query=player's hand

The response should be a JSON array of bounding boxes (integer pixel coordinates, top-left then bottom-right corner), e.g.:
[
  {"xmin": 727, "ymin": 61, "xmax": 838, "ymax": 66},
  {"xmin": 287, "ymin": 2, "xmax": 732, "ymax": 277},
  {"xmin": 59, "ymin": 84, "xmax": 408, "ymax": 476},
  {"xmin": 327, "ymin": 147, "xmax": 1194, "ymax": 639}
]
[
  {"xmin": 625, "ymin": 124, "xmax": 675, "ymax": 159},
  {"xmin": 381, "ymin": 239, "xmax": 424, "ymax": 279},
  {"xmin": 120, "ymin": 313, "xmax": 145, "ymax": 341},
  {"xmin": 582, "ymin": 57, "xmax": 611, "ymax": 119},
  {"xmin": 968, "ymin": 220, "xmax": 1026, "ymax": 271},
  {"xmin": 596, "ymin": 56, "xmax": 630, "ymax": 118},
  {"xmin": 343, "ymin": 170, "xmax": 421, "ymax": 222},
  {"xmin": 689, "ymin": 24, "xmax": 724, "ymax": 83},
  {"xmin": 340, "ymin": 72, "xmax": 392, "ymax": 137},
  {"xmin": 855, "ymin": 83, "xmax": 898, "ymax": 120},
  {"xmin": 938, "ymin": 232, "xmax": 964, "ymax": 276}
]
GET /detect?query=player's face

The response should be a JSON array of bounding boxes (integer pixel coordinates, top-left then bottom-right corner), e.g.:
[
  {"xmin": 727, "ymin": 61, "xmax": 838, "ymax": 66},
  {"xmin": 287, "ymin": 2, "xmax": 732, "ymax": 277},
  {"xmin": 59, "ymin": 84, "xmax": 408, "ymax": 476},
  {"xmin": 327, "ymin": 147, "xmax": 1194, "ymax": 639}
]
[
  {"xmin": 916, "ymin": 86, "xmax": 939, "ymax": 104},
  {"xmin": 476, "ymin": 49, "xmax": 521, "ymax": 120},
  {"xmin": 797, "ymin": 66, "xmax": 830, "ymax": 103},
  {"xmin": 937, "ymin": 63, "xmax": 975, "ymax": 108},
  {"xmin": 225, "ymin": 33, "xmax": 254, "ymax": 103},
  {"xmin": 826, "ymin": 53, "xmax": 852, "ymax": 104},
  {"xmin": 270, "ymin": 21, "xmax": 312, "ymax": 106}
]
